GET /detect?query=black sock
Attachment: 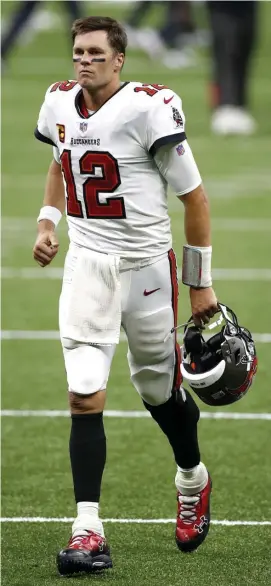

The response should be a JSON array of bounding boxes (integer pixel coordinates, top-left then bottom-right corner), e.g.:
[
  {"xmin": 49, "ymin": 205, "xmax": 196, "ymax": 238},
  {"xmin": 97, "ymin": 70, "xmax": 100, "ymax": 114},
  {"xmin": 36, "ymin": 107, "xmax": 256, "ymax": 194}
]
[
  {"xmin": 144, "ymin": 389, "xmax": 200, "ymax": 469},
  {"xmin": 69, "ymin": 412, "xmax": 106, "ymax": 503}
]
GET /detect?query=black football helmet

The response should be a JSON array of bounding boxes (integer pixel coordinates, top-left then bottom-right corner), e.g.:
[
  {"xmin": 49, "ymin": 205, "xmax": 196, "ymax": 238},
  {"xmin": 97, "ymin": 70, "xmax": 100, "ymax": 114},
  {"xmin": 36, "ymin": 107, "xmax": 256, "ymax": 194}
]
[{"xmin": 180, "ymin": 304, "xmax": 257, "ymax": 407}]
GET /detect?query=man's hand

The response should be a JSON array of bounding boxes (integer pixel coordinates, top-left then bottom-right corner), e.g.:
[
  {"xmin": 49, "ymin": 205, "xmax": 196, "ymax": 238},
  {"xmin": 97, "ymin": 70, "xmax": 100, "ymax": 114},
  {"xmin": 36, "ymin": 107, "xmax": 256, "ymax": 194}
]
[
  {"xmin": 33, "ymin": 220, "xmax": 59, "ymax": 267},
  {"xmin": 189, "ymin": 286, "xmax": 218, "ymax": 327}
]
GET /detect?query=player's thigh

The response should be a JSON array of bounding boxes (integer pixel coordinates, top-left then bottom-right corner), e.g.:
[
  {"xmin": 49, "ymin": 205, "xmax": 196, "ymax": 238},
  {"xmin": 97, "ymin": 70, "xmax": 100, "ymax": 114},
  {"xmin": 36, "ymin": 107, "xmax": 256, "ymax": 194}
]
[
  {"xmin": 123, "ymin": 251, "xmax": 178, "ymax": 364},
  {"xmin": 122, "ymin": 252, "xmax": 179, "ymax": 405},
  {"xmin": 59, "ymin": 251, "xmax": 116, "ymax": 394}
]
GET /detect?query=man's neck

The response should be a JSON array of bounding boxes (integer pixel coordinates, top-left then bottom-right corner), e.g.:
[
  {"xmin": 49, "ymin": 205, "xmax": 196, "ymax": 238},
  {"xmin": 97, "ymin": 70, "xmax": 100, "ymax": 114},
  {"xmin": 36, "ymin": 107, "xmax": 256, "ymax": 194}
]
[{"xmin": 82, "ymin": 79, "xmax": 122, "ymax": 111}]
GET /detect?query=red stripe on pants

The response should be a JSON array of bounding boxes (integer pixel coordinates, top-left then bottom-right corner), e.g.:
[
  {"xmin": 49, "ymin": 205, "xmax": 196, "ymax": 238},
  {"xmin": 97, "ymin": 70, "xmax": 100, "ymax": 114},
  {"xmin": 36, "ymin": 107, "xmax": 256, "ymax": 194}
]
[{"xmin": 168, "ymin": 249, "xmax": 182, "ymax": 391}]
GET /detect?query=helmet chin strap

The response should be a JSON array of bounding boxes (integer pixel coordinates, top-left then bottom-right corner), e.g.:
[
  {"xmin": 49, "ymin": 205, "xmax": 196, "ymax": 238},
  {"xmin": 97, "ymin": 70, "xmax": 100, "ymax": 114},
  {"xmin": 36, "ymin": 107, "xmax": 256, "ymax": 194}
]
[
  {"xmin": 207, "ymin": 313, "xmax": 224, "ymax": 330},
  {"xmin": 164, "ymin": 320, "xmax": 193, "ymax": 343}
]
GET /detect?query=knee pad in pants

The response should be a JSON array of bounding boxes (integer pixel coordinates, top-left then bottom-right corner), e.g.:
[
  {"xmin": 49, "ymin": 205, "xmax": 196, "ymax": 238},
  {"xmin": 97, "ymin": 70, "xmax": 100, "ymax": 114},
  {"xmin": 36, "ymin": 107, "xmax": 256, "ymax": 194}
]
[
  {"xmin": 62, "ymin": 338, "xmax": 114, "ymax": 395},
  {"xmin": 126, "ymin": 307, "xmax": 175, "ymax": 406}
]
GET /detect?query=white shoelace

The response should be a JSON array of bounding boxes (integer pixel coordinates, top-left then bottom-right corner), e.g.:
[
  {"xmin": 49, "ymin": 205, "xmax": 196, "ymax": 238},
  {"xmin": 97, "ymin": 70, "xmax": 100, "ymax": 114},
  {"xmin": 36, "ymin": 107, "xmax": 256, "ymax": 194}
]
[
  {"xmin": 70, "ymin": 530, "xmax": 93, "ymax": 545},
  {"xmin": 70, "ymin": 536, "xmax": 85, "ymax": 546},
  {"xmin": 178, "ymin": 494, "xmax": 200, "ymax": 524}
]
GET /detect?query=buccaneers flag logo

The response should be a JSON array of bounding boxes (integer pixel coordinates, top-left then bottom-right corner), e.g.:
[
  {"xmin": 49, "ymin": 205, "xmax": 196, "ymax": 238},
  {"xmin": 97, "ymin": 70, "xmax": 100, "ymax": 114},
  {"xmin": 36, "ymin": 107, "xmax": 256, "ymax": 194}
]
[
  {"xmin": 56, "ymin": 123, "xmax": 65, "ymax": 143},
  {"xmin": 171, "ymin": 107, "xmax": 183, "ymax": 129}
]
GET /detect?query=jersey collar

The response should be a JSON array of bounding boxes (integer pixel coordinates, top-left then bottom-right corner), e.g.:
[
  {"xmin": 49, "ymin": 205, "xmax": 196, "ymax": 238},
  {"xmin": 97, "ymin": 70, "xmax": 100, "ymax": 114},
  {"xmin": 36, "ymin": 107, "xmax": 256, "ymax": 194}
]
[{"xmin": 75, "ymin": 82, "xmax": 130, "ymax": 119}]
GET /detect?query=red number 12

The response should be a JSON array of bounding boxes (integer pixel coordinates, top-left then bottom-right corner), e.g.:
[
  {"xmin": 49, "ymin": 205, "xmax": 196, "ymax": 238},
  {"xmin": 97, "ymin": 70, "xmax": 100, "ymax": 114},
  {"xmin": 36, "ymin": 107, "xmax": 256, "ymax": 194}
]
[{"xmin": 60, "ymin": 150, "xmax": 125, "ymax": 219}]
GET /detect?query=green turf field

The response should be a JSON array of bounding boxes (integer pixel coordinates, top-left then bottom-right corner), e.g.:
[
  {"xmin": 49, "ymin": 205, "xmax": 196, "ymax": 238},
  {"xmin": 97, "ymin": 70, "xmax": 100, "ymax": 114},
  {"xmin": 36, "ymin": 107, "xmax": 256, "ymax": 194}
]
[{"xmin": 1, "ymin": 2, "xmax": 271, "ymax": 585}]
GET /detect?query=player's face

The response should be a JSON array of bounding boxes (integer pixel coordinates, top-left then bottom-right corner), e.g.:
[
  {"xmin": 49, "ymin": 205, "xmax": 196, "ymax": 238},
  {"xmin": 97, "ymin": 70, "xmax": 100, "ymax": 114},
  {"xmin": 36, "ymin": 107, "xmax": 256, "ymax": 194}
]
[{"xmin": 73, "ymin": 31, "xmax": 124, "ymax": 90}]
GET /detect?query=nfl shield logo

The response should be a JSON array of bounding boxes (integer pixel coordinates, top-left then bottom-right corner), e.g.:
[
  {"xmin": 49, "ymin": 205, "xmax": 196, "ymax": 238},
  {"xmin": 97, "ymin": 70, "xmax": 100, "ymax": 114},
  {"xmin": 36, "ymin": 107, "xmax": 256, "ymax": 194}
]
[
  {"xmin": 79, "ymin": 122, "xmax": 88, "ymax": 133},
  {"xmin": 176, "ymin": 144, "xmax": 185, "ymax": 156}
]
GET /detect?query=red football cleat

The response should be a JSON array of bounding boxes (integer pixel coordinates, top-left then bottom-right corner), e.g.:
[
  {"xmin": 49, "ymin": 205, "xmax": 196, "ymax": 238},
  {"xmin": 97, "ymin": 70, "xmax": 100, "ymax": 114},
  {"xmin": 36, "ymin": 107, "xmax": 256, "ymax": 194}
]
[
  {"xmin": 57, "ymin": 530, "xmax": 113, "ymax": 576},
  {"xmin": 176, "ymin": 474, "xmax": 212, "ymax": 552}
]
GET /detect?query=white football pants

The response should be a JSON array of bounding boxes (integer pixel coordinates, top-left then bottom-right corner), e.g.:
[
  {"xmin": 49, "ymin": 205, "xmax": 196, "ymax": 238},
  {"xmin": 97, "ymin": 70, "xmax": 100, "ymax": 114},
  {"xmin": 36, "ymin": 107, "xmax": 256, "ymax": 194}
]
[{"xmin": 59, "ymin": 246, "xmax": 181, "ymax": 406}]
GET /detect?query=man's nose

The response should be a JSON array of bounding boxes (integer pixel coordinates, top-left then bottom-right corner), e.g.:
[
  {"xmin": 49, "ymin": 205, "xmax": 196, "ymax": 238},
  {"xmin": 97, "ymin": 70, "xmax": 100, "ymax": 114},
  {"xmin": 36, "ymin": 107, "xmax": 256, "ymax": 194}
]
[{"xmin": 81, "ymin": 51, "xmax": 92, "ymax": 64}]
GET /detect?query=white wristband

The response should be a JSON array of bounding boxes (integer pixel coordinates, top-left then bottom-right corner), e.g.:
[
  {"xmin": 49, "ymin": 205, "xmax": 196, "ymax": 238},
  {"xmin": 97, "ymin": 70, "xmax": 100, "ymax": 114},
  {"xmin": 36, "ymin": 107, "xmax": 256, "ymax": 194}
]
[
  {"xmin": 37, "ymin": 206, "xmax": 62, "ymax": 227},
  {"xmin": 182, "ymin": 244, "xmax": 212, "ymax": 288}
]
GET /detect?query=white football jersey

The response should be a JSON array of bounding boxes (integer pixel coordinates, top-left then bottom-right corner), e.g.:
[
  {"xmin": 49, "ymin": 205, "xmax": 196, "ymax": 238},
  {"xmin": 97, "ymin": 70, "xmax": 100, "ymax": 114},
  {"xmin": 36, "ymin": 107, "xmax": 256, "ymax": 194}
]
[{"xmin": 35, "ymin": 80, "xmax": 192, "ymax": 260}]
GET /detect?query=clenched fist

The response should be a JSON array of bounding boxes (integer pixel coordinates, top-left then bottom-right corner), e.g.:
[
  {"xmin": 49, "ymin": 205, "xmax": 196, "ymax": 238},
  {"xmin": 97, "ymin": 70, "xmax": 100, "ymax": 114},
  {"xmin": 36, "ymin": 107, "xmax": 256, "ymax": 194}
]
[{"xmin": 33, "ymin": 220, "xmax": 59, "ymax": 267}]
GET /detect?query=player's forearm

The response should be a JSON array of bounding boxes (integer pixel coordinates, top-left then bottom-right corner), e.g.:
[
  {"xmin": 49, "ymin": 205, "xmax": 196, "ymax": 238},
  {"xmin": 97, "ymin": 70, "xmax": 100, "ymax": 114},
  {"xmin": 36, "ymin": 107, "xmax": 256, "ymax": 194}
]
[
  {"xmin": 179, "ymin": 184, "xmax": 211, "ymax": 247},
  {"xmin": 42, "ymin": 159, "xmax": 65, "ymax": 213}
]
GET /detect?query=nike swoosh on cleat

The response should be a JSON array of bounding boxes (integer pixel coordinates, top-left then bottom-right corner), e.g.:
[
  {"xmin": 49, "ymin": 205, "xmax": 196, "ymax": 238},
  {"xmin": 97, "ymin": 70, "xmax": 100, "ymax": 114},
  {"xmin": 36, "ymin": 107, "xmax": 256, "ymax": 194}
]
[
  {"xmin": 144, "ymin": 288, "xmax": 161, "ymax": 296},
  {"xmin": 164, "ymin": 96, "xmax": 174, "ymax": 104}
]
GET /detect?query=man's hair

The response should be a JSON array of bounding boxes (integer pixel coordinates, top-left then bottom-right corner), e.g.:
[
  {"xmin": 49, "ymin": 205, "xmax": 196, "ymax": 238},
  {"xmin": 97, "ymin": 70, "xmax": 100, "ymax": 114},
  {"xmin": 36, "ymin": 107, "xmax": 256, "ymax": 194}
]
[{"xmin": 71, "ymin": 16, "xmax": 127, "ymax": 55}]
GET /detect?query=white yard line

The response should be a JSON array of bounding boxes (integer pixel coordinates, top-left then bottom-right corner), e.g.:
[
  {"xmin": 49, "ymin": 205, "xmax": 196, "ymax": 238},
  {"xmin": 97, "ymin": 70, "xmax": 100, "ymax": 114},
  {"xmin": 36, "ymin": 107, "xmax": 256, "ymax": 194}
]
[
  {"xmin": 1, "ymin": 331, "xmax": 271, "ymax": 343},
  {"xmin": 2, "ymin": 165, "xmax": 271, "ymax": 201},
  {"xmin": 211, "ymin": 268, "xmax": 271, "ymax": 281},
  {"xmin": 205, "ymin": 218, "xmax": 271, "ymax": 231},
  {"xmin": 1, "ymin": 517, "xmax": 270, "ymax": 526},
  {"xmin": 2, "ymin": 267, "xmax": 271, "ymax": 281},
  {"xmin": 2, "ymin": 213, "xmax": 270, "ymax": 263},
  {"xmin": 2, "ymin": 215, "xmax": 271, "ymax": 232},
  {"xmin": 2, "ymin": 268, "xmax": 64, "ymax": 279},
  {"xmin": 1, "ymin": 410, "xmax": 271, "ymax": 421},
  {"xmin": 203, "ymin": 171, "xmax": 271, "ymax": 200},
  {"xmin": 1, "ymin": 330, "xmax": 61, "ymax": 340}
]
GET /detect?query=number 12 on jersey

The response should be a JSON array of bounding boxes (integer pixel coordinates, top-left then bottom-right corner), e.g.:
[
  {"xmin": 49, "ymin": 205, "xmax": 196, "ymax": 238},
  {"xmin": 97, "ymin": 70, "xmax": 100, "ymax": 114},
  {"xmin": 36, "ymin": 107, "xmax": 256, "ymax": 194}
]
[{"xmin": 60, "ymin": 150, "xmax": 126, "ymax": 219}]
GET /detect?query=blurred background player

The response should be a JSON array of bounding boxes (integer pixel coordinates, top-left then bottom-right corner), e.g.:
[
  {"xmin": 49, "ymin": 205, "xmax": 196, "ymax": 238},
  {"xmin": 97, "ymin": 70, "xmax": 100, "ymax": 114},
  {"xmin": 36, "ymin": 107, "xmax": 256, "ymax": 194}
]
[
  {"xmin": 1, "ymin": 0, "xmax": 82, "ymax": 63},
  {"xmin": 207, "ymin": 0, "xmax": 258, "ymax": 135},
  {"xmin": 124, "ymin": 0, "xmax": 258, "ymax": 133},
  {"xmin": 124, "ymin": 0, "xmax": 208, "ymax": 69}
]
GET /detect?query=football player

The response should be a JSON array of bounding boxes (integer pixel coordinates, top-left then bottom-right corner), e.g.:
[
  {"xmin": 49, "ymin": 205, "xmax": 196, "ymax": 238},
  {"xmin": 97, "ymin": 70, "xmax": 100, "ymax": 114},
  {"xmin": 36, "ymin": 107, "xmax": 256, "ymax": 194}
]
[{"xmin": 33, "ymin": 16, "xmax": 218, "ymax": 576}]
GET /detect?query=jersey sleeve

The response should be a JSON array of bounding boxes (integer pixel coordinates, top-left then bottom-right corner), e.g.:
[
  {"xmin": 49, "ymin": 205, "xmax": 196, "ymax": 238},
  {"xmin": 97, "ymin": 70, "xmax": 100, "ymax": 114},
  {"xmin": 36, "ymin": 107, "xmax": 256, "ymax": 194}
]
[
  {"xmin": 34, "ymin": 86, "xmax": 57, "ymax": 147},
  {"xmin": 154, "ymin": 140, "xmax": 202, "ymax": 196},
  {"xmin": 146, "ymin": 92, "xmax": 187, "ymax": 156}
]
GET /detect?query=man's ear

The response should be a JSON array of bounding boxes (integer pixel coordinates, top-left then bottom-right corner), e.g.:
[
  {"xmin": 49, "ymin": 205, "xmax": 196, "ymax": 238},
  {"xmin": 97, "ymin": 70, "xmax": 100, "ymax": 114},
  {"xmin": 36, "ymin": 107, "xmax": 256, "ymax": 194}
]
[{"xmin": 114, "ymin": 52, "xmax": 125, "ymax": 72}]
